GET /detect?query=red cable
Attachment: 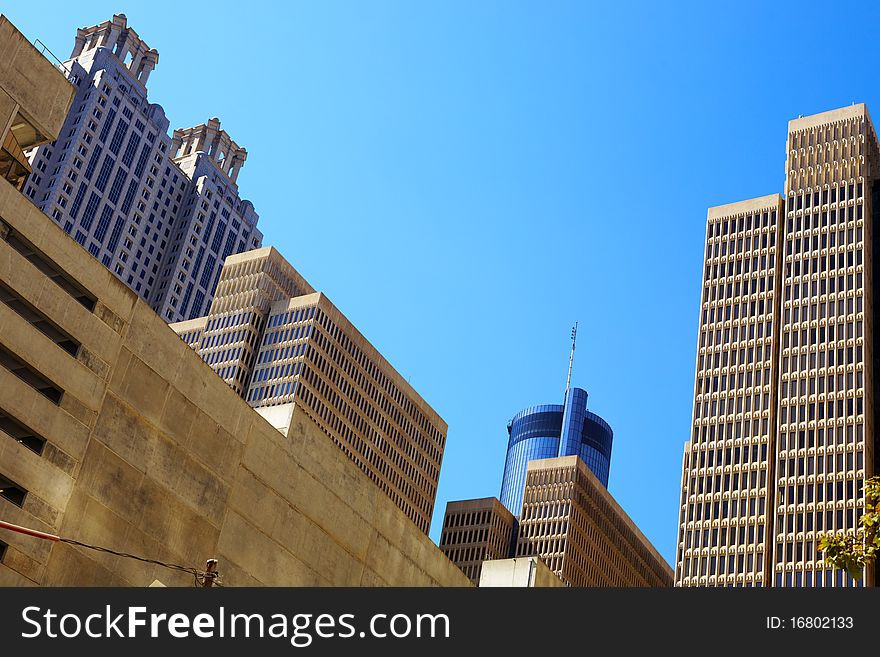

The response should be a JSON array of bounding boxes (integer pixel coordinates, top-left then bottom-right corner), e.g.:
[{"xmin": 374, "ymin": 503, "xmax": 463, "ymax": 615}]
[{"xmin": 0, "ymin": 518, "xmax": 60, "ymax": 542}]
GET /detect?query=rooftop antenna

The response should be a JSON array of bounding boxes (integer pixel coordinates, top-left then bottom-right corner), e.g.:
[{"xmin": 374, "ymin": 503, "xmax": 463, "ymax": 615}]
[{"xmin": 564, "ymin": 321, "xmax": 578, "ymax": 405}]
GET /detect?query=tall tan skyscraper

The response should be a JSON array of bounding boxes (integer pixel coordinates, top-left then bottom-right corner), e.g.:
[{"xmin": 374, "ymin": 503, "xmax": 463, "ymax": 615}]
[
  {"xmin": 677, "ymin": 104, "xmax": 878, "ymax": 587},
  {"xmin": 676, "ymin": 194, "xmax": 782, "ymax": 587}
]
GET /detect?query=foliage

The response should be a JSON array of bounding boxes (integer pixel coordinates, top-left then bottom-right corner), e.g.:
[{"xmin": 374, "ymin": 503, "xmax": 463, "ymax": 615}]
[{"xmin": 818, "ymin": 476, "xmax": 880, "ymax": 581}]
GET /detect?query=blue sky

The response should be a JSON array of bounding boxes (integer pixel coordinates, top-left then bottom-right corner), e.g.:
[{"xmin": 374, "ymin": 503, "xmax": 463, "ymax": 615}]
[{"xmin": 8, "ymin": 0, "xmax": 880, "ymax": 566}]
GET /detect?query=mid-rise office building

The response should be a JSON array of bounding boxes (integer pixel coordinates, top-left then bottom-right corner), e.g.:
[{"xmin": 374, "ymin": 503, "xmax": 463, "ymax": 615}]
[
  {"xmin": 171, "ymin": 247, "xmax": 447, "ymax": 534},
  {"xmin": 438, "ymin": 497, "xmax": 516, "ymax": 584},
  {"xmin": 500, "ymin": 386, "xmax": 613, "ymax": 516},
  {"xmin": 516, "ymin": 456, "xmax": 673, "ymax": 586},
  {"xmin": 676, "ymin": 104, "xmax": 878, "ymax": 587},
  {"xmin": 22, "ymin": 14, "xmax": 261, "ymax": 322}
]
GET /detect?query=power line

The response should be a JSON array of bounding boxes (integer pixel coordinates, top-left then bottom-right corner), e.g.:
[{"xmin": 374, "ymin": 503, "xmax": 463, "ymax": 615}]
[{"xmin": 0, "ymin": 518, "xmax": 219, "ymax": 586}]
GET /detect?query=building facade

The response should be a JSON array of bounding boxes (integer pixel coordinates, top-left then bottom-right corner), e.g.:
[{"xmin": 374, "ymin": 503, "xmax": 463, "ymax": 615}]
[
  {"xmin": 516, "ymin": 456, "xmax": 673, "ymax": 586},
  {"xmin": 676, "ymin": 104, "xmax": 879, "ymax": 587},
  {"xmin": 0, "ymin": 15, "xmax": 468, "ymax": 587},
  {"xmin": 171, "ymin": 247, "xmax": 447, "ymax": 534},
  {"xmin": 500, "ymin": 387, "xmax": 613, "ymax": 515},
  {"xmin": 21, "ymin": 14, "xmax": 261, "ymax": 323},
  {"xmin": 438, "ymin": 497, "xmax": 516, "ymax": 584}
]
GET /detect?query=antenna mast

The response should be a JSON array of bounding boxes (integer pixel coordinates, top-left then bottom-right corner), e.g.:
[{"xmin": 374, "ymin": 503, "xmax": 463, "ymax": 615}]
[{"xmin": 564, "ymin": 322, "xmax": 578, "ymax": 403}]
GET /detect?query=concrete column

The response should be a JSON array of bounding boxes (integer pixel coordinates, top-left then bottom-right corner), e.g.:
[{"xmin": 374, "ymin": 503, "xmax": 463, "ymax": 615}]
[
  {"xmin": 71, "ymin": 30, "xmax": 88, "ymax": 58},
  {"xmin": 115, "ymin": 35, "xmax": 130, "ymax": 63},
  {"xmin": 104, "ymin": 25, "xmax": 121, "ymax": 48},
  {"xmin": 86, "ymin": 32, "xmax": 102, "ymax": 52},
  {"xmin": 138, "ymin": 51, "xmax": 158, "ymax": 85},
  {"xmin": 217, "ymin": 134, "xmax": 232, "ymax": 167},
  {"xmin": 205, "ymin": 120, "xmax": 220, "ymax": 159},
  {"xmin": 230, "ymin": 151, "xmax": 246, "ymax": 183},
  {"xmin": 107, "ymin": 14, "xmax": 126, "ymax": 53},
  {"xmin": 210, "ymin": 134, "xmax": 223, "ymax": 162},
  {"xmin": 194, "ymin": 128, "xmax": 207, "ymax": 154},
  {"xmin": 171, "ymin": 133, "xmax": 183, "ymax": 157},
  {"xmin": 130, "ymin": 45, "xmax": 145, "ymax": 73}
]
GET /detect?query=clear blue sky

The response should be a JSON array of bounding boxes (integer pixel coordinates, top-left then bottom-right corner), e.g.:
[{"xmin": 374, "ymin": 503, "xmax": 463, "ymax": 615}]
[{"xmin": 8, "ymin": 1, "xmax": 880, "ymax": 566}]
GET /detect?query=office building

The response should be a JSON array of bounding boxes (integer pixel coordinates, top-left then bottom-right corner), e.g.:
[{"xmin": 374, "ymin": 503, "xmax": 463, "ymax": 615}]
[
  {"xmin": 21, "ymin": 14, "xmax": 262, "ymax": 322},
  {"xmin": 438, "ymin": 497, "xmax": 516, "ymax": 584},
  {"xmin": 500, "ymin": 386, "xmax": 613, "ymax": 516},
  {"xmin": 676, "ymin": 104, "xmax": 878, "ymax": 587},
  {"xmin": 0, "ymin": 14, "xmax": 467, "ymax": 587},
  {"xmin": 171, "ymin": 247, "xmax": 447, "ymax": 534},
  {"xmin": 517, "ymin": 456, "xmax": 673, "ymax": 586}
]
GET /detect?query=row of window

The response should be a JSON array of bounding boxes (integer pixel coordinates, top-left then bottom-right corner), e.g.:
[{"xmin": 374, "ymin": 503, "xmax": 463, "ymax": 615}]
[
  {"xmin": 686, "ymin": 443, "xmax": 768, "ymax": 469},
  {"xmin": 789, "ymin": 119, "xmax": 863, "ymax": 149},
  {"xmin": 785, "ymin": 215, "xmax": 862, "ymax": 241},
  {"xmin": 780, "ymin": 346, "xmax": 861, "ymax": 373},
  {"xmin": 785, "ymin": 181, "xmax": 863, "ymax": 211},
  {"xmin": 690, "ymin": 418, "xmax": 768, "ymax": 444},
  {"xmin": 784, "ymin": 274, "xmax": 862, "ymax": 302},
  {"xmin": 705, "ymin": 231, "xmax": 775, "ymax": 260},
  {"xmin": 700, "ymin": 321, "xmax": 772, "ymax": 348},
  {"xmin": 684, "ymin": 469, "xmax": 768, "ymax": 499},
  {"xmin": 682, "ymin": 523, "xmax": 767, "ymax": 551},
  {"xmin": 778, "ymin": 424, "xmax": 862, "ymax": 450},
  {"xmin": 775, "ymin": 479, "xmax": 863, "ymax": 505},
  {"xmin": 778, "ymin": 397, "xmax": 864, "ymax": 424},
  {"xmin": 707, "ymin": 211, "xmax": 776, "ymax": 239}
]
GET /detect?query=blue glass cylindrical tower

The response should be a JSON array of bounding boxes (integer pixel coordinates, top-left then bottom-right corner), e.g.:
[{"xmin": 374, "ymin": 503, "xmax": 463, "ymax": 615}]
[
  {"xmin": 499, "ymin": 404, "xmax": 563, "ymax": 515},
  {"xmin": 499, "ymin": 387, "xmax": 613, "ymax": 515},
  {"xmin": 578, "ymin": 410, "xmax": 613, "ymax": 486}
]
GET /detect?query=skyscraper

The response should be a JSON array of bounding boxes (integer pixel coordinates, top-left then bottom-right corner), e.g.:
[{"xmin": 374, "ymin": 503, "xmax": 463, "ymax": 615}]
[
  {"xmin": 22, "ymin": 14, "xmax": 262, "ymax": 322},
  {"xmin": 676, "ymin": 104, "xmax": 878, "ymax": 587},
  {"xmin": 499, "ymin": 387, "xmax": 613, "ymax": 516},
  {"xmin": 499, "ymin": 328, "xmax": 613, "ymax": 516},
  {"xmin": 676, "ymin": 194, "xmax": 781, "ymax": 588},
  {"xmin": 171, "ymin": 247, "xmax": 447, "ymax": 534}
]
